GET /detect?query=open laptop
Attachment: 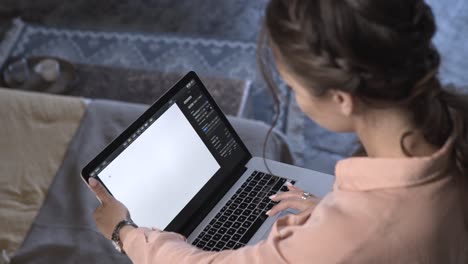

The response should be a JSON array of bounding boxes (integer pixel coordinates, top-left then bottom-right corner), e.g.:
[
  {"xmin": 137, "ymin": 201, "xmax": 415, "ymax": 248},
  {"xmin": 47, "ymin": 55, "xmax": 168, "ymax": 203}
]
[{"xmin": 81, "ymin": 71, "xmax": 334, "ymax": 251}]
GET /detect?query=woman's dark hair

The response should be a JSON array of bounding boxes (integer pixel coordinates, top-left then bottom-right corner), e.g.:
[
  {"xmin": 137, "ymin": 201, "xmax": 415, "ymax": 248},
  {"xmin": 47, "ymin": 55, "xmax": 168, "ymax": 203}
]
[{"xmin": 258, "ymin": 0, "xmax": 468, "ymax": 177}]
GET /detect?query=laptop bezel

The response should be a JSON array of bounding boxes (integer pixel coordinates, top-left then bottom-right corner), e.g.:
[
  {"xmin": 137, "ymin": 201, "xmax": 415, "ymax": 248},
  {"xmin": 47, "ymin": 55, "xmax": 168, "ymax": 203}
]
[{"xmin": 81, "ymin": 71, "xmax": 253, "ymax": 235}]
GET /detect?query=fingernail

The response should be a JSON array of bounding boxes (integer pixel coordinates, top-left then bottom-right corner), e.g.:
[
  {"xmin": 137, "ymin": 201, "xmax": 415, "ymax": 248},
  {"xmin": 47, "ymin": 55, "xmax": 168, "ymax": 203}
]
[
  {"xmin": 286, "ymin": 182, "xmax": 292, "ymax": 186},
  {"xmin": 266, "ymin": 210, "xmax": 271, "ymax": 216},
  {"xmin": 269, "ymin": 194, "xmax": 276, "ymax": 199},
  {"xmin": 89, "ymin": 177, "xmax": 97, "ymax": 187}
]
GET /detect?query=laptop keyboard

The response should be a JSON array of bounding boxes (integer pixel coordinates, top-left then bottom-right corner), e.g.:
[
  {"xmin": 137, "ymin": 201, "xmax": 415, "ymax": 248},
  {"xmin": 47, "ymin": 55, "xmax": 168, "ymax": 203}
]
[{"xmin": 192, "ymin": 170, "xmax": 295, "ymax": 251}]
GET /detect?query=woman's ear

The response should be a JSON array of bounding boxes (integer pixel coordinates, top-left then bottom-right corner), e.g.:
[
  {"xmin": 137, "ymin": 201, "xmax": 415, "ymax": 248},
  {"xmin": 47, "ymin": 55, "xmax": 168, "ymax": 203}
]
[{"xmin": 331, "ymin": 90, "xmax": 354, "ymax": 116}]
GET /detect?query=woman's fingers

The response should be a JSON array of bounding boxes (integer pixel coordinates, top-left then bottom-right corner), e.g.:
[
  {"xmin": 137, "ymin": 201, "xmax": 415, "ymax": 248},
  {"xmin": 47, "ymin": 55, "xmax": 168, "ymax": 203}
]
[
  {"xmin": 269, "ymin": 189, "xmax": 303, "ymax": 202},
  {"xmin": 286, "ymin": 183, "xmax": 302, "ymax": 192},
  {"xmin": 89, "ymin": 177, "xmax": 113, "ymax": 204},
  {"xmin": 266, "ymin": 198, "xmax": 309, "ymax": 216}
]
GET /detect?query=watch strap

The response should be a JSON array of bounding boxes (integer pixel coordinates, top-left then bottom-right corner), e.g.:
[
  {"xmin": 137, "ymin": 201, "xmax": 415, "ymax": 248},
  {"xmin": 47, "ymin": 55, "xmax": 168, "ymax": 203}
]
[{"xmin": 111, "ymin": 219, "xmax": 138, "ymax": 254}]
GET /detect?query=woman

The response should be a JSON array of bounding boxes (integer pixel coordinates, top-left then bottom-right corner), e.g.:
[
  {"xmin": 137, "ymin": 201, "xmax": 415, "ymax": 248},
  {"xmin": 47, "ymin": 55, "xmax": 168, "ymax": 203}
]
[{"xmin": 90, "ymin": 0, "xmax": 468, "ymax": 262}]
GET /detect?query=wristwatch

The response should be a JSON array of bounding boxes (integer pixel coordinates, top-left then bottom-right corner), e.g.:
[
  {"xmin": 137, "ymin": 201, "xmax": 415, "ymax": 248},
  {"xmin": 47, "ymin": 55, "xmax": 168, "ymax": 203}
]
[{"xmin": 111, "ymin": 218, "xmax": 138, "ymax": 254}]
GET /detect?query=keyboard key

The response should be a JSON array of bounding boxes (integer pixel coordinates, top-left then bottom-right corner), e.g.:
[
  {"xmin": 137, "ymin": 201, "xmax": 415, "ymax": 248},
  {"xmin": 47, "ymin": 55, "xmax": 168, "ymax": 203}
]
[
  {"xmin": 208, "ymin": 229, "xmax": 216, "ymax": 235},
  {"xmin": 240, "ymin": 217, "xmax": 267, "ymax": 244},
  {"xmin": 219, "ymin": 227, "xmax": 227, "ymax": 234},
  {"xmin": 203, "ymin": 245, "xmax": 213, "ymax": 251},
  {"xmin": 225, "ymin": 209, "xmax": 234, "ymax": 216},
  {"xmin": 202, "ymin": 234, "xmax": 212, "ymax": 241},
  {"xmin": 265, "ymin": 203, "xmax": 275, "ymax": 211},
  {"xmin": 239, "ymin": 202, "xmax": 248, "ymax": 209},
  {"xmin": 237, "ymin": 216, "xmax": 247, "ymax": 222},
  {"xmin": 258, "ymin": 212, "xmax": 269, "ymax": 222},
  {"xmin": 234, "ymin": 243, "xmax": 244, "ymax": 249},
  {"xmin": 244, "ymin": 197, "xmax": 253, "ymax": 203},
  {"xmin": 232, "ymin": 222, "xmax": 241, "ymax": 229},
  {"xmin": 234, "ymin": 209, "xmax": 243, "ymax": 215},
  {"xmin": 223, "ymin": 221, "xmax": 233, "ymax": 228},
  {"xmin": 226, "ymin": 241, "xmax": 236, "ymax": 249},
  {"xmin": 248, "ymin": 215, "xmax": 256, "ymax": 221},
  {"xmin": 215, "ymin": 241, "xmax": 226, "ymax": 248},
  {"xmin": 248, "ymin": 191, "xmax": 258, "ymax": 197},
  {"xmin": 280, "ymin": 185, "xmax": 289, "ymax": 192},
  {"xmin": 220, "ymin": 216, "xmax": 228, "ymax": 222},
  {"xmin": 207, "ymin": 241, "xmax": 216, "ymax": 248},
  {"xmin": 228, "ymin": 215, "xmax": 238, "ymax": 222},
  {"xmin": 254, "ymin": 172, "xmax": 264, "ymax": 180},
  {"xmin": 227, "ymin": 228, "xmax": 236, "ymax": 235},
  {"xmin": 242, "ymin": 221, "xmax": 252, "ymax": 228},
  {"xmin": 193, "ymin": 238, "xmax": 200, "ymax": 245},
  {"xmin": 221, "ymin": 235, "xmax": 231, "ymax": 242},
  {"xmin": 232, "ymin": 234, "xmax": 241, "ymax": 241},
  {"xmin": 266, "ymin": 178, "xmax": 276, "ymax": 186},
  {"xmin": 237, "ymin": 227, "xmax": 247, "ymax": 234},
  {"xmin": 272, "ymin": 179, "xmax": 287, "ymax": 192},
  {"xmin": 242, "ymin": 209, "xmax": 252, "ymax": 216},
  {"xmin": 247, "ymin": 204, "xmax": 256, "ymax": 210},
  {"xmin": 213, "ymin": 222, "xmax": 222, "ymax": 229},
  {"xmin": 213, "ymin": 234, "xmax": 222, "ymax": 241},
  {"xmin": 198, "ymin": 241, "xmax": 207, "ymax": 248}
]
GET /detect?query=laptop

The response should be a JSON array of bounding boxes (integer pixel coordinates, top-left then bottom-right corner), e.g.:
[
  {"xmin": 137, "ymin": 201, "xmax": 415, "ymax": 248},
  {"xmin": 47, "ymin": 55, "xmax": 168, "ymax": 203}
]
[{"xmin": 81, "ymin": 71, "xmax": 334, "ymax": 251}]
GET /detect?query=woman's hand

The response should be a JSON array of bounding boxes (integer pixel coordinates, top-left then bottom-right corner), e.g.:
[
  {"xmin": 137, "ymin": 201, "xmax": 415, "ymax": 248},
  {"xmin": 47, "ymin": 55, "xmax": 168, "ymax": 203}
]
[
  {"xmin": 89, "ymin": 177, "xmax": 131, "ymax": 240},
  {"xmin": 266, "ymin": 183, "xmax": 319, "ymax": 216}
]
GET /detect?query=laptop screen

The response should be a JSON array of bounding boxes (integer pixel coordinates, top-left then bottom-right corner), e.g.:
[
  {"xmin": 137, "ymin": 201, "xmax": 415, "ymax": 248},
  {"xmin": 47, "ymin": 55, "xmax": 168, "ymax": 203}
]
[{"xmin": 84, "ymin": 74, "xmax": 251, "ymax": 231}]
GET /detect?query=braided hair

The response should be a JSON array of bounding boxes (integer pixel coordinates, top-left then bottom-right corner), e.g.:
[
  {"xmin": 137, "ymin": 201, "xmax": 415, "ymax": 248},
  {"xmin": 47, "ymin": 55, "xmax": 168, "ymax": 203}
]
[{"xmin": 258, "ymin": 0, "xmax": 468, "ymax": 177}]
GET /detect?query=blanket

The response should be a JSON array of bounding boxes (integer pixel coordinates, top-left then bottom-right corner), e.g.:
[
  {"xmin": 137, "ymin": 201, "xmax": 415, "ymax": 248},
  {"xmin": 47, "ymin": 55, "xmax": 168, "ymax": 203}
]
[{"xmin": 0, "ymin": 88, "xmax": 86, "ymax": 261}]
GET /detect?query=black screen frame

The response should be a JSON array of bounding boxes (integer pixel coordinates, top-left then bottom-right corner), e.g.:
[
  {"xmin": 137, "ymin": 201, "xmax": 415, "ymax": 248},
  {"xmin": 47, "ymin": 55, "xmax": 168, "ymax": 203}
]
[{"xmin": 81, "ymin": 71, "xmax": 252, "ymax": 235}]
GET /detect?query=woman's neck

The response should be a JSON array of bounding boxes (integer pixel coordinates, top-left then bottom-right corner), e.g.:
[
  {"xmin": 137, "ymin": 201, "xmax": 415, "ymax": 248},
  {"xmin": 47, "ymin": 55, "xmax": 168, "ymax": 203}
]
[{"xmin": 354, "ymin": 107, "xmax": 438, "ymax": 158}]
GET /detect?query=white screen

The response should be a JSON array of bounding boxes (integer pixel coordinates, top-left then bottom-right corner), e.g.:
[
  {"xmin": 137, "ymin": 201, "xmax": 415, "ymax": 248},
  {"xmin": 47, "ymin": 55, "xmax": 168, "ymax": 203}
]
[{"xmin": 98, "ymin": 104, "xmax": 220, "ymax": 229}]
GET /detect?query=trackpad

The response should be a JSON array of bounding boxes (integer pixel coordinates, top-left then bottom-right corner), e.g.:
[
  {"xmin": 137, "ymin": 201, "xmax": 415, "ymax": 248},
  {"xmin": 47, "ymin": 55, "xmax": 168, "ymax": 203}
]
[{"xmin": 260, "ymin": 210, "xmax": 295, "ymax": 240}]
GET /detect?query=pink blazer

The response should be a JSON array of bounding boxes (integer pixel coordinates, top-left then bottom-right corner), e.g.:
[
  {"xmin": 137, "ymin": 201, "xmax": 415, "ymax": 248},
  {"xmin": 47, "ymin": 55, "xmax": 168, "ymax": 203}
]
[{"xmin": 122, "ymin": 139, "xmax": 468, "ymax": 263}]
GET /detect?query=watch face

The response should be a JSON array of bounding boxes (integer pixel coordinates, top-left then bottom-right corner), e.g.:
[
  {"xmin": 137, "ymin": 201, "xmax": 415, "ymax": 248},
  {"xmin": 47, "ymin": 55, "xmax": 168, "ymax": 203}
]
[{"xmin": 112, "ymin": 240, "xmax": 122, "ymax": 253}]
